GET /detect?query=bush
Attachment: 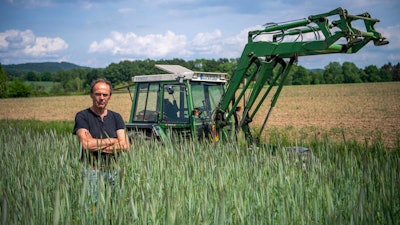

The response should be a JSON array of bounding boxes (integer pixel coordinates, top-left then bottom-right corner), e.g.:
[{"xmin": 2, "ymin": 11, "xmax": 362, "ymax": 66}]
[{"xmin": 7, "ymin": 79, "xmax": 32, "ymax": 97}]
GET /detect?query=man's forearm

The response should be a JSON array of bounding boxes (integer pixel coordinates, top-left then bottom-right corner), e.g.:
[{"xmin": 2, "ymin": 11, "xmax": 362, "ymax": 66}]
[
  {"xmin": 102, "ymin": 139, "xmax": 129, "ymax": 153},
  {"xmin": 77, "ymin": 128, "xmax": 129, "ymax": 153},
  {"xmin": 82, "ymin": 137, "xmax": 118, "ymax": 152}
]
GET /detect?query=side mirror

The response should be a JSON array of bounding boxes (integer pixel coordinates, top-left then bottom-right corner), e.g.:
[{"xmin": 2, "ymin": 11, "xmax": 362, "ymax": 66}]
[{"xmin": 167, "ymin": 86, "xmax": 174, "ymax": 95}]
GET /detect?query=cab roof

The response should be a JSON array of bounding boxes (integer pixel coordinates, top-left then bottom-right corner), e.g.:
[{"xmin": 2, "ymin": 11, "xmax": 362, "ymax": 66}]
[{"xmin": 132, "ymin": 64, "xmax": 227, "ymax": 83}]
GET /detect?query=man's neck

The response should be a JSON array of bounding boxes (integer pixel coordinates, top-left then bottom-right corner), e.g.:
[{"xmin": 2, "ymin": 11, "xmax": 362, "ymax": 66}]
[{"xmin": 90, "ymin": 106, "xmax": 107, "ymax": 118}]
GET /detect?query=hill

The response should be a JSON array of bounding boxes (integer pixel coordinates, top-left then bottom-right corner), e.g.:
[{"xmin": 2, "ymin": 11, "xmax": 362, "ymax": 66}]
[{"xmin": 3, "ymin": 62, "xmax": 87, "ymax": 76}]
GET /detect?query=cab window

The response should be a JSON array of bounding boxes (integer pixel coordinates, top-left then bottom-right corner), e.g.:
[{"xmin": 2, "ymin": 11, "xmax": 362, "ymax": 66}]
[
  {"xmin": 133, "ymin": 83, "xmax": 159, "ymax": 122},
  {"xmin": 162, "ymin": 84, "xmax": 189, "ymax": 123}
]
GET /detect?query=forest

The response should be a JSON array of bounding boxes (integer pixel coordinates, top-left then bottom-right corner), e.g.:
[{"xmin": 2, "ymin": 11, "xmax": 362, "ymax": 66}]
[{"xmin": 1, "ymin": 58, "xmax": 399, "ymax": 98}]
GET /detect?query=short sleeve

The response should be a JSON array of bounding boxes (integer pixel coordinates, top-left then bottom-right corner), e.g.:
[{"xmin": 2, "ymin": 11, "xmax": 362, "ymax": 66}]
[
  {"xmin": 73, "ymin": 110, "xmax": 89, "ymax": 135},
  {"xmin": 114, "ymin": 112, "xmax": 125, "ymax": 130}
]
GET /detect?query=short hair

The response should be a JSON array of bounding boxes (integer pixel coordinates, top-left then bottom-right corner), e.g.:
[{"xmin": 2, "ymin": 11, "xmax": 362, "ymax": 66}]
[{"xmin": 90, "ymin": 78, "xmax": 113, "ymax": 95}]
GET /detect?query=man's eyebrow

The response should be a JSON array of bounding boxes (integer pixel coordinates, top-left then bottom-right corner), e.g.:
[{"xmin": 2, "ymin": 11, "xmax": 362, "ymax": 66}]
[{"xmin": 94, "ymin": 93, "xmax": 110, "ymax": 96}]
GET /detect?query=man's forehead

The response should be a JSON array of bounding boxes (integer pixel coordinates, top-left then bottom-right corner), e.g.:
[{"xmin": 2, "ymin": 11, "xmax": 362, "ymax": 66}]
[{"xmin": 93, "ymin": 82, "xmax": 111, "ymax": 91}]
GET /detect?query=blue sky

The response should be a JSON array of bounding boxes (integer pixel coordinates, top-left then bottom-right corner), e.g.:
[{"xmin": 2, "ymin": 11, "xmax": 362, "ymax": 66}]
[{"xmin": 0, "ymin": 0, "xmax": 399, "ymax": 69}]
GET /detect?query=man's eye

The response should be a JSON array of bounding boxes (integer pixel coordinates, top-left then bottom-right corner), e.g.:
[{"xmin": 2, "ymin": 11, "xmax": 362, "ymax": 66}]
[{"xmin": 95, "ymin": 93, "xmax": 109, "ymax": 97}]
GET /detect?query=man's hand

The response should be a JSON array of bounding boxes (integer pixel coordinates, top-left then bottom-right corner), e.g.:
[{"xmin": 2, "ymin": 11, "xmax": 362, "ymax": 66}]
[{"xmin": 101, "ymin": 135, "xmax": 130, "ymax": 153}]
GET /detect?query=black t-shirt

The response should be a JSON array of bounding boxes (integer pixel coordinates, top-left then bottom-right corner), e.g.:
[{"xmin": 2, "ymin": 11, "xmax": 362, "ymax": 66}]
[{"xmin": 73, "ymin": 108, "xmax": 126, "ymax": 164}]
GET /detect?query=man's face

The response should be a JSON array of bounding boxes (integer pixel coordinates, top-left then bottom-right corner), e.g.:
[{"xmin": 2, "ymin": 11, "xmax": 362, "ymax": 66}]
[{"xmin": 90, "ymin": 82, "xmax": 112, "ymax": 109}]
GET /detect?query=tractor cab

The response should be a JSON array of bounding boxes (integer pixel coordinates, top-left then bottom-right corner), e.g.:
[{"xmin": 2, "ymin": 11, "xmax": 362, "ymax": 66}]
[{"xmin": 126, "ymin": 64, "xmax": 230, "ymax": 142}]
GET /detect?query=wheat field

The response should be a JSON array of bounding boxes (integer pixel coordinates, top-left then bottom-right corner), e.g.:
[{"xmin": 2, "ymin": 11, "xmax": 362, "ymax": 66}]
[{"xmin": 1, "ymin": 83, "xmax": 399, "ymax": 224}]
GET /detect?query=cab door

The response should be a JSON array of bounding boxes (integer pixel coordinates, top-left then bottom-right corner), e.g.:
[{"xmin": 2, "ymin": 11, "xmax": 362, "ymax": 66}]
[{"xmin": 161, "ymin": 84, "xmax": 190, "ymax": 124}]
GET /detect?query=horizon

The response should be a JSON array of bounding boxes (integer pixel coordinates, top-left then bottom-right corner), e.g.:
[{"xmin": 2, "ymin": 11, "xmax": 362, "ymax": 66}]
[{"xmin": 4, "ymin": 59, "xmax": 398, "ymax": 72}]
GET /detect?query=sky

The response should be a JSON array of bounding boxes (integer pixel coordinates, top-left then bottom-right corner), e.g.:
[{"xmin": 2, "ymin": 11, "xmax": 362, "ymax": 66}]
[{"xmin": 0, "ymin": 0, "xmax": 399, "ymax": 69}]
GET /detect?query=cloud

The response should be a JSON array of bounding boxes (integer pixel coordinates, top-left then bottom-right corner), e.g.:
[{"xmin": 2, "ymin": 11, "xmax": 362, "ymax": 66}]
[
  {"xmin": 24, "ymin": 37, "xmax": 68, "ymax": 57},
  {"xmin": 379, "ymin": 24, "xmax": 400, "ymax": 49},
  {"xmin": 4, "ymin": 0, "xmax": 53, "ymax": 8},
  {"xmin": 0, "ymin": 29, "xmax": 68, "ymax": 62},
  {"xmin": 89, "ymin": 29, "xmax": 247, "ymax": 60},
  {"xmin": 0, "ymin": 29, "xmax": 35, "ymax": 50},
  {"xmin": 190, "ymin": 29, "xmax": 223, "ymax": 55},
  {"xmin": 89, "ymin": 30, "xmax": 191, "ymax": 58},
  {"xmin": 118, "ymin": 7, "xmax": 135, "ymax": 14}
]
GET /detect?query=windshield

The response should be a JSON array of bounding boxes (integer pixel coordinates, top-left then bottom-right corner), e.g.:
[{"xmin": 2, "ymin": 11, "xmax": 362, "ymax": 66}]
[{"xmin": 191, "ymin": 82, "xmax": 224, "ymax": 118}]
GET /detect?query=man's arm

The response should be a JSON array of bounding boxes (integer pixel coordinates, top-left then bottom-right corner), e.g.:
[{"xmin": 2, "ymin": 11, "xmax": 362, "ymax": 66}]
[
  {"xmin": 102, "ymin": 129, "xmax": 130, "ymax": 153},
  {"xmin": 76, "ymin": 128, "xmax": 118, "ymax": 153},
  {"xmin": 77, "ymin": 128, "xmax": 130, "ymax": 154},
  {"xmin": 115, "ymin": 129, "xmax": 130, "ymax": 151}
]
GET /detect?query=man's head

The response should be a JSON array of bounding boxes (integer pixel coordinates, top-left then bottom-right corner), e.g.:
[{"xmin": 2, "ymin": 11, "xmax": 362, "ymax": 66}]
[
  {"xmin": 90, "ymin": 78, "xmax": 112, "ymax": 110},
  {"xmin": 90, "ymin": 78, "xmax": 113, "ymax": 95}
]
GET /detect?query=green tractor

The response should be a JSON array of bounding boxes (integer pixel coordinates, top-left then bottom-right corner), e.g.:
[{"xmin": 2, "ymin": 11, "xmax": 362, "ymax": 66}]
[
  {"xmin": 126, "ymin": 64, "xmax": 231, "ymax": 143},
  {"xmin": 125, "ymin": 7, "xmax": 388, "ymax": 146}
]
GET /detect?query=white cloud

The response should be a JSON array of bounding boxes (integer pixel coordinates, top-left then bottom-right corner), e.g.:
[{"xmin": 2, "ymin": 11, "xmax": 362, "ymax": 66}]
[
  {"xmin": 24, "ymin": 37, "xmax": 68, "ymax": 57},
  {"xmin": 192, "ymin": 29, "xmax": 222, "ymax": 44},
  {"xmin": 0, "ymin": 29, "xmax": 35, "ymax": 50},
  {"xmin": 0, "ymin": 29, "xmax": 68, "ymax": 62},
  {"xmin": 190, "ymin": 29, "xmax": 223, "ymax": 55},
  {"xmin": 89, "ymin": 30, "xmax": 191, "ymax": 58},
  {"xmin": 118, "ymin": 7, "xmax": 135, "ymax": 14},
  {"xmin": 88, "ymin": 28, "xmax": 258, "ymax": 61},
  {"xmin": 379, "ymin": 24, "xmax": 400, "ymax": 50}
]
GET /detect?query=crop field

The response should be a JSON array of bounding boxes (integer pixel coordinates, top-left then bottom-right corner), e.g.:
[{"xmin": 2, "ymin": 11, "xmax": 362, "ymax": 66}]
[
  {"xmin": 0, "ymin": 120, "xmax": 399, "ymax": 224},
  {"xmin": 0, "ymin": 82, "xmax": 399, "ymax": 224},
  {"xmin": 0, "ymin": 82, "xmax": 399, "ymax": 148}
]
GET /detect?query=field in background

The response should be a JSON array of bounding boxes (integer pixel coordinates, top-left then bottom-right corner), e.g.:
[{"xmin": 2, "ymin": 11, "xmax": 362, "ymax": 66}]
[
  {"xmin": 26, "ymin": 81, "xmax": 55, "ymax": 92},
  {"xmin": 0, "ymin": 82, "xmax": 399, "ymax": 148}
]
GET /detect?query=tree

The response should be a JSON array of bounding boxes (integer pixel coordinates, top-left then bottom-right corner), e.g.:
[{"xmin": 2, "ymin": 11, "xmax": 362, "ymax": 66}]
[
  {"xmin": 392, "ymin": 63, "xmax": 400, "ymax": 81},
  {"xmin": 363, "ymin": 65, "xmax": 380, "ymax": 82},
  {"xmin": 106, "ymin": 63, "xmax": 120, "ymax": 84},
  {"xmin": 25, "ymin": 71, "xmax": 40, "ymax": 81},
  {"xmin": 323, "ymin": 62, "xmax": 343, "ymax": 84},
  {"xmin": 380, "ymin": 62, "xmax": 398, "ymax": 81},
  {"xmin": 0, "ymin": 64, "xmax": 8, "ymax": 98},
  {"xmin": 342, "ymin": 62, "xmax": 361, "ymax": 83},
  {"xmin": 292, "ymin": 65, "xmax": 311, "ymax": 85},
  {"xmin": 85, "ymin": 69, "xmax": 103, "ymax": 92},
  {"xmin": 41, "ymin": 72, "xmax": 53, "ymax": 81},
  {"xmin": 217, "ymin": 58, "xmax": 236, "ymax": 76},
  {"xmin": 310, "ymin": 70, "xmax": 324, "ymax": 84},
  {"xmin": 378, "ymin": 69, "xmax": 391, "ymax": 82}
]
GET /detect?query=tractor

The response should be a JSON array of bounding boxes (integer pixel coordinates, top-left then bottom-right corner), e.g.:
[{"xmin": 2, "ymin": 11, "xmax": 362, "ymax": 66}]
[
  {"xmin": 124, "ymin": 7, "xmax": 388, "ymax": 146},
  {"xmin": 125, "ymin": 64, "xmax": 230, "ymax": 143}
]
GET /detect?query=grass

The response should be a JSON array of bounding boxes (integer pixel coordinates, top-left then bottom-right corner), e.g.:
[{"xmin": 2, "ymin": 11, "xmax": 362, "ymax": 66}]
[{"xmin": 1, "ymin": 120, "xmax": 399, "ymax": 224}]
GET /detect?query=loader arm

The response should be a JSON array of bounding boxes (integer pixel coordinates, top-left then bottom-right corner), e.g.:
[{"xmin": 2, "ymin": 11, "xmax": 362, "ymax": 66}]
[{"xmin": 214, "ymin": 7, "xmax": 388, "ymax": 144}]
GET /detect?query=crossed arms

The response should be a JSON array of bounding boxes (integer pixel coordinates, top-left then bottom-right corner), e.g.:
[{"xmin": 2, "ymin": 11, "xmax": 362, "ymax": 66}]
[{"xmin": 76, "ymin": 128, "xmax": 130, "ymax": 154}]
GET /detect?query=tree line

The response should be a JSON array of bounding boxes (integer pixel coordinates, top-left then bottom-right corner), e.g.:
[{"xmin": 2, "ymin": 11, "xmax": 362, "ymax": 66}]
[{"xmin": 1, "ymin": 58, "xmax": 399, "ymax": 98}]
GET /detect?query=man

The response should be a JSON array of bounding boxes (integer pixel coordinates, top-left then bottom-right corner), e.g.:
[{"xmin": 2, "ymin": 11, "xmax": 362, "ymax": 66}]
[
  {"xmin": 73, "ymin": 78, "xmax": 130, "ymax": 201},
  {"xmin": 73, "ymin": 78, "xmax": 130, "ymax": 161}
]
